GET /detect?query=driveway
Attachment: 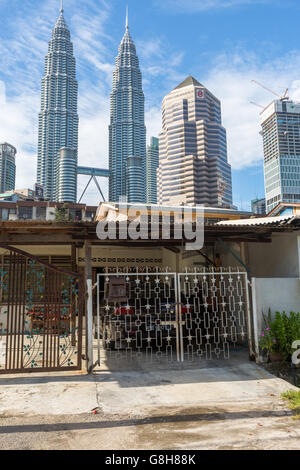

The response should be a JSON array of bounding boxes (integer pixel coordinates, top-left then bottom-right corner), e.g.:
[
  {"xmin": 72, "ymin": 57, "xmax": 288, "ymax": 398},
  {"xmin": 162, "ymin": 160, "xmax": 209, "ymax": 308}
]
[{"xmin": 0, "ymin": 351, "xmax": 299, "ymax": 450}]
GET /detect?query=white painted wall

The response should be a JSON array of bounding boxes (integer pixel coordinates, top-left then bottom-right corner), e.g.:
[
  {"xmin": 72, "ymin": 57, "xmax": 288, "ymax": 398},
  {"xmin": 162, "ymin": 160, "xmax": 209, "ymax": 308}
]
[
  {"xmin": 46, "ymin": 207, "xmax": 55, "ymax": 221},
  {"xmin": 247, "ymin": 232, "xmax": 300, "ymax": 278},
  {"xmin": 252, "ymin": 277, "xmax": 300, "ymax": 361}
]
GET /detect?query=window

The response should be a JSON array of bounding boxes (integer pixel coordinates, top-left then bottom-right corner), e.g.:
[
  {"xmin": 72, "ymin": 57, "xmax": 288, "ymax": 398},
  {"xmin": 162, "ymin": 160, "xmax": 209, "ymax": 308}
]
[
  {"xmin": 36, "ymin": 207, "xmax": 46, "ymax": 220},
  {"xmin": 19, "ymin": 207, "xmax": 33, "ymax": 220}
]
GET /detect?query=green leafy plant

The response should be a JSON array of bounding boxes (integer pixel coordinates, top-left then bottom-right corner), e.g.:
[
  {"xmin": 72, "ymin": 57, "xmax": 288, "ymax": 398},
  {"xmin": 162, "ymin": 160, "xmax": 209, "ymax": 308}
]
[
  {"xmin": 271, "ymin": 312, "xmax": 300, "ymax": 360},
  {"xmin": 282, "ymin": 390, "xmax": 300, "ymax": 419},
  {"xmin": 55, "ymin": 205, "xmax": 69, "ymax": 222},
  {"xmin": 260, "ymin": 311, "xmax": 300, "ymax": 360}
]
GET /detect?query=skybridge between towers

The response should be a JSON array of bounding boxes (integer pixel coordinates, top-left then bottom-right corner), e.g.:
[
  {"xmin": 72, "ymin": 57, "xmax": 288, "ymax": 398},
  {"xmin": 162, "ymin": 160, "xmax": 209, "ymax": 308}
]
[{"xmin": 77, "ymin": 166, "xmax": 110, "ymax": 203}]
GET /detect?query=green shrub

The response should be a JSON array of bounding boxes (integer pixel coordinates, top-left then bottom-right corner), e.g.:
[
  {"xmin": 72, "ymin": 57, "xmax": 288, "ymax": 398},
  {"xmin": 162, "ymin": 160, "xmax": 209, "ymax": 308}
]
[{"xmin": 262, "ymin": 311, "xmax": 300, "ymax": 360}]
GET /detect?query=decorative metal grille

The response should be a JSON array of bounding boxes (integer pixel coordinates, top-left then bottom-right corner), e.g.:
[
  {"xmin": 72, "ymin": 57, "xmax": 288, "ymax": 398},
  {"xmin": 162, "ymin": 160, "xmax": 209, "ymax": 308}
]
[
  {"xmin": 97, "ymin": 269, "xmax": 179, "ymax": 363},
  {"xmin": 0, "ymin": 247, "xmax": 83, "ymax": 374},
  {"xmin": 178, "ymin": 268, "xmax": 251, "ymax": 361},
  {"xmin": 97, "ymin": 267, "xmax": 251, "ymax": 364}
]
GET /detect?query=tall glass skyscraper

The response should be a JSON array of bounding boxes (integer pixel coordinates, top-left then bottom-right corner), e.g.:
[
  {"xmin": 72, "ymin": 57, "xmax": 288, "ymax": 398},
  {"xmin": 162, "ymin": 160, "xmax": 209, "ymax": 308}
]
[
  {"xmin": 146, "ymin": 137, "xmax": 159, "ymax": 204},
  {"xmin": 158, "ymin": 77, "xmax": 233, "ymax": 208},
  {"xmin": 261, "ymin": 100, "xmax": 300, "ymax": 213},
  {"xmin": 0, "ymin": 143, "xmax": 17, "ymax": 193},
  {"xmin": 109, "ymin": 14, "xmax": 146, "ymax": 203},
  {"xmin": 37, "ymin": 5, "xmax": 78, "ymax": 202}
]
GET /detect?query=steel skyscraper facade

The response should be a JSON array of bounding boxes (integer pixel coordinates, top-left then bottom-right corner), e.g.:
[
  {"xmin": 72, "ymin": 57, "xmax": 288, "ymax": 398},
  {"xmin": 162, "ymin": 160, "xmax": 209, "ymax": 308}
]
[
  {"xmin": 158, "ymin": 76, "xmax": 233, "ymax": 208},
  {"xmin": 261, "ymin": 100, "xmax": 300, "ymax": 213},
  {"xmin": 0, "ymin": 143, "xmax": 16, "ymax": 193},
  {"xmin": 146, "ymin": 137, "xmax": 159, "ymax": 204},
  {"xmin": 109, "ymin": 14, "xmax": 146, "ymax": 203},
  {"xmin": 37, "ymin": 5, "xmax": 78, "ymax": 202}
]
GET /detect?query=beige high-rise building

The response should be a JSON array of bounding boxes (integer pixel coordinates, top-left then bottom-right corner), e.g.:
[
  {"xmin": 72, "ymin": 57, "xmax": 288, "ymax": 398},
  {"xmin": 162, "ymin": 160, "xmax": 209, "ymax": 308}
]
[{"xmin": 157, "ymin": 76, "xmax": 233, "ymax": 207}]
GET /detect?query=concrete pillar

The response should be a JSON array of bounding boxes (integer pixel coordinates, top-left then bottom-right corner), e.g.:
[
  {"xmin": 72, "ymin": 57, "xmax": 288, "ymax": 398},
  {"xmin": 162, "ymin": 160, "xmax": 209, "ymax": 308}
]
[
  {"xmin": 251, "ymin": 277, "xmax": 261, "ymax": 363},
  {"xmin": 85, "ymin": 242, "xmax": 93, "ymax": 373},
  {"xmin": 297, "ymin": 236, "xmax": 300, "ymax": 277}
]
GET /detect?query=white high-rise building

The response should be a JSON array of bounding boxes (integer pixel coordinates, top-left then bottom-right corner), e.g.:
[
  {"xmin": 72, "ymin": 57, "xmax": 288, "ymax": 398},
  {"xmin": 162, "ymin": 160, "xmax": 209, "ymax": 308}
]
[
  {"xmin": 157, "ymin": 76, "xmax": 233, "ymax": 208},
  {"xmin": 261, "ymin": 100, "xmax": 300, "ymax": 213}
]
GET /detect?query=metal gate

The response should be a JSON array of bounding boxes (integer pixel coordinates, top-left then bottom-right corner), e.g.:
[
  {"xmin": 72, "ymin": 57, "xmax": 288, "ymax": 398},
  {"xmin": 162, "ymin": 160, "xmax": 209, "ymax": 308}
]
[
  {"xmin": 97, "ymin": 270, "xmax": 180, "ymax": 362},
  {"xmin": 0, "ymin": 246, "xmax": 84, "ymax": 374},
  {"xmin": 96, "ymin": 267, "xmax": 252, "ymax": 364},
  {"xmin": 177, "ymin": 268, "xmax": 252, "ymax": 361}
]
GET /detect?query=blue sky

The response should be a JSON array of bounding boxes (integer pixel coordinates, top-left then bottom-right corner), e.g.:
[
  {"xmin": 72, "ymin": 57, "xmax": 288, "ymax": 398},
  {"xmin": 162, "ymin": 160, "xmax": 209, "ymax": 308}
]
[{"xmin": 0, "ymin": 0, "xmax": 300, "ymax": 208}]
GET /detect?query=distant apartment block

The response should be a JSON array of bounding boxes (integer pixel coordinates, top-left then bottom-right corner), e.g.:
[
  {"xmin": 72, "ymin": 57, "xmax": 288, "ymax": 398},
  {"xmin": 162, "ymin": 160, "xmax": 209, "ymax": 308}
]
[
  {"xmin": 0, "ymin": 143, "xmax": 16, "ymax": 193},
  {"xmin": 0, "ymin": 199, "xmax": 97, "ymax": 222},
  {"xmin": 261, "ymin": 100, "xmax": 300, "ymax": 213},
  {"xmin": 157, "ymin": 76, "xmax": 233, "ymax": 208},
  {"xmin": 146, "ymin": 137, "xmax": 159, "ymax": 204}
]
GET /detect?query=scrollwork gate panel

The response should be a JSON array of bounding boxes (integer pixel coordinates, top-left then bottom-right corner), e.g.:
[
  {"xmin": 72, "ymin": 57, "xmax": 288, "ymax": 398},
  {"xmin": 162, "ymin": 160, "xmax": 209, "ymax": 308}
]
[
  {"xmin": 97, "ymin": 270, "xmax": 179, "ymax": 363},
  {"xmin": 0, "ymin": 247, "xmax": 83, "ymax": 374},
  {"xmin": 97, "ymin": 267, "xmax": 252, "ymax": 364},
  {"xmin": 178, "ymin": 268, "xmax": 251, "ymax": 361}
]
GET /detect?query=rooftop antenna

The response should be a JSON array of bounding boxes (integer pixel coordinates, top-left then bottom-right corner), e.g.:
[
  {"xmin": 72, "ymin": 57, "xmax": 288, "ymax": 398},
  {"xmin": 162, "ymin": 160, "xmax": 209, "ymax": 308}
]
[
  {"xmin": 60, "ymin": 0, "xmax": 64, "ymax": 13},
  {"xmin": 126, "ymin": 5, "xmax": 129, "ymax": 29}
]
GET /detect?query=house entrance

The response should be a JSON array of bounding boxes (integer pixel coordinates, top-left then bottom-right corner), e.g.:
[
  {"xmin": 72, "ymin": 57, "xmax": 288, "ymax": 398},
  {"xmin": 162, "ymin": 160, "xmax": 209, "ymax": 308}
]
[{"xmin": 96, "ymin": 267, "xmax": 252, "ymax": 363}]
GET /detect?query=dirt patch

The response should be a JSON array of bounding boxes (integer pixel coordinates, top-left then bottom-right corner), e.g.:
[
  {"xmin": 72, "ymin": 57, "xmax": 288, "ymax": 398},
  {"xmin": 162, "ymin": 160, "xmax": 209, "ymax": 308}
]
[{"xmin": 261, "ymin": 362, "xmax": 300, "ymax": 387}]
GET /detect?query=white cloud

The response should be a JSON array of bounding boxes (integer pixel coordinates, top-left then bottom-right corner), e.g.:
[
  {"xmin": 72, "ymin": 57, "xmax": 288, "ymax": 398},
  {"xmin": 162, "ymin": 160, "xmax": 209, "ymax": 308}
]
[
  {"xmin": 202, "ymin": 50, "xmax": 300, "ymax": 170},
  {"xmin": 155, "ymin": 0, "xmax": 272, "ymax": 12},
  {"xmin": 146, "ymin": 107, "xmax": 162, "ymax": 143},
  {"xmin": 0, "ymin": 81, "xmax": 5, "ymax": 105}
]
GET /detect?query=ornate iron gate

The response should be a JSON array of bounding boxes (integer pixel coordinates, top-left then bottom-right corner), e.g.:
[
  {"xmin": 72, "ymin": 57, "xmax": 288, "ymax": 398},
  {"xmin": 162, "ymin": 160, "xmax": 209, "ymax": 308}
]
[
  {"xmin": 97, "ymin": 269, "xmax": 180, "ymax": 362},
  {"xmin": 177, "ymin": 268, "xmax": 252, "ymax": 362},
  {"xmin": 97, "ymin": 267, "xmax": 252, "ymax": 364},
  {"xmin": 0, "ymin": 246, "xmax": 84, "ymax": 374}
]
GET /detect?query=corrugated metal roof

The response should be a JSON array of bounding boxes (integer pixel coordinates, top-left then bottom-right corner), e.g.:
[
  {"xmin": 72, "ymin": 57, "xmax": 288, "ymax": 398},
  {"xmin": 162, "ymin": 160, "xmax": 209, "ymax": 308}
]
[{"xmin": 217, "ymin": 215, "xmax": 295, "ymax": 227}]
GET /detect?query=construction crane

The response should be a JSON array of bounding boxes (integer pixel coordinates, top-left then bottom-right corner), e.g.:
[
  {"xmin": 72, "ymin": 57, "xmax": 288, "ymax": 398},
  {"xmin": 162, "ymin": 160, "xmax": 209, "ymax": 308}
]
[
  {"xmin": 251, "ymin": 80, "xmax": 289, "ymax": 101},
  {"xmin": 250, "ymin": 101, "xmax": 265, "ymax": 110}
]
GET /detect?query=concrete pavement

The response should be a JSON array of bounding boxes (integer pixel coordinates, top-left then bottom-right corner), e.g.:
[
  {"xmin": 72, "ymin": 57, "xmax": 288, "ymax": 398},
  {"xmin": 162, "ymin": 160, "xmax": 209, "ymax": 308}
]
[{"xmin": 0, "ymin": 353, "xmax": 299, "ymax": 449}]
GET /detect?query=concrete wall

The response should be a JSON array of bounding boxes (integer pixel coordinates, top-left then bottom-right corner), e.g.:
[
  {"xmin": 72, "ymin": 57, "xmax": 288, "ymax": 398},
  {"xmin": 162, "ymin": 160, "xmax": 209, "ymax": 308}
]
[
  {"xmin": 252, "ymin": 277, "xmax": 300, "ymax": 360},
  {"xmin": 247, "ymin": 233, "xmax": 300, "ymax": 278}
]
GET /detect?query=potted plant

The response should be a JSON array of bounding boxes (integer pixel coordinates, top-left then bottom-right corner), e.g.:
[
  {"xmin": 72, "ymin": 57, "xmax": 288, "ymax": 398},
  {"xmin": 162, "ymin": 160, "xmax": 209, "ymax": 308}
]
[{"xmin": 259, "ymin": 326, "xmax": 281, "ymax": 362}]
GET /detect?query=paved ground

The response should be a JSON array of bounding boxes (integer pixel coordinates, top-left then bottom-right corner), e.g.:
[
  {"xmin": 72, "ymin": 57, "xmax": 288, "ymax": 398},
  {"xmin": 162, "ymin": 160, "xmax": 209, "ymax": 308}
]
[{"xmin": 0, "ymin": 351, "xmax": 299, "ymax": 450}]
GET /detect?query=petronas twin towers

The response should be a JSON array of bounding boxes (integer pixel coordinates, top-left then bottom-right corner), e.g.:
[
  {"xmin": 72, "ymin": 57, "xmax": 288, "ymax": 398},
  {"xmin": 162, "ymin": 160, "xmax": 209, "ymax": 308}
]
[{"xmin": 37, "ymin": 4, "xmax": 146, "ymax": 203}]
